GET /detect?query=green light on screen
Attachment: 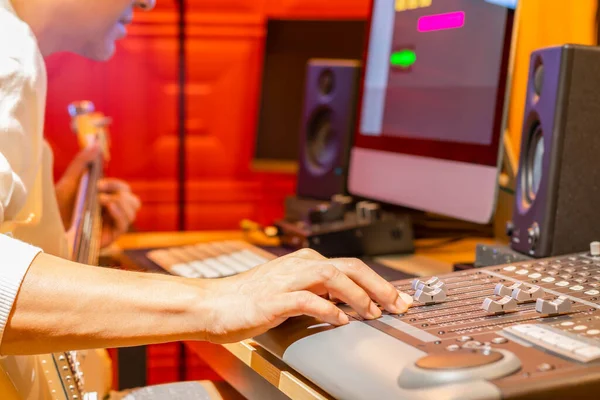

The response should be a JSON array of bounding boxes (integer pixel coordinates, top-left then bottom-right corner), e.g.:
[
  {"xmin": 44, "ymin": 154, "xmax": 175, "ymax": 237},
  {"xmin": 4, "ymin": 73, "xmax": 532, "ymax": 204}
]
[{"xmin": 390, "ymin": 50, "xmax": 416, "ymax": 68}]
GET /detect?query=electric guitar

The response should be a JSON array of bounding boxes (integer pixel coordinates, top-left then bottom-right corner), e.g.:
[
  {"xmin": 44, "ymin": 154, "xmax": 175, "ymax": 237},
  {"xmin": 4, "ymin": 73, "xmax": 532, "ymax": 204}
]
[{"xmin": 0, "ymin": 101, "xmax": 113, "ymax": 400}]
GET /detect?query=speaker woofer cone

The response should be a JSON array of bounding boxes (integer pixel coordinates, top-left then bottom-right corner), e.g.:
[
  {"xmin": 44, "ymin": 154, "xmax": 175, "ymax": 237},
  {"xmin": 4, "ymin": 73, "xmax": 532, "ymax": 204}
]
[
  {"xmin": 523, "ymin": 121, "xmax": 544, "ymax": 204},
  {"xmin": 305, "ymin": 108, "xmax": 337, "ymax": 173}
]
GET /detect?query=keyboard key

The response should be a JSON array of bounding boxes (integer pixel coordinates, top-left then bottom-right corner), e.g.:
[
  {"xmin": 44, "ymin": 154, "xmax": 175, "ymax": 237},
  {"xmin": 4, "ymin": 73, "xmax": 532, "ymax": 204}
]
[{"xmin": 171, "ymin": 263, "xmax": 201, "ymax": 278}]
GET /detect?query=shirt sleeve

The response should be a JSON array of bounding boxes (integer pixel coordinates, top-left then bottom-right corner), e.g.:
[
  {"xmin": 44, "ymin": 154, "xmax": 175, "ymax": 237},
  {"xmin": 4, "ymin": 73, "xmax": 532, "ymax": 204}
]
[
  {"xmin": 0, "ymin": 234, "xmax": 41, "ymax": 345},
  {"xmin": 0, "ymin": 56, "xmax": 38, "ymax": 226},
  {"xmin": 0, "ymin": 42, "xmax": 45, "ymax": 345}
]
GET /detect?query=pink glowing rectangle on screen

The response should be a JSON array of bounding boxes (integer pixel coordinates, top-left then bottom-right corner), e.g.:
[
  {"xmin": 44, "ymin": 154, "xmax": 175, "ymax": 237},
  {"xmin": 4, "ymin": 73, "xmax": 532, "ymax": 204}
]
[{"xmin": 418, "ymin": 11, "xmax": 465, "ymax": 32}]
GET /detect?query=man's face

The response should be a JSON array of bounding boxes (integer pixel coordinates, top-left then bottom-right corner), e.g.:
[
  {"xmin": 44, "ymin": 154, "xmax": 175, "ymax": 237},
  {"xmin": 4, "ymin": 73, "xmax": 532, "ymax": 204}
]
[{"xmin": 60, "ymin": 0, "xmax": 156, "ymax": 60}]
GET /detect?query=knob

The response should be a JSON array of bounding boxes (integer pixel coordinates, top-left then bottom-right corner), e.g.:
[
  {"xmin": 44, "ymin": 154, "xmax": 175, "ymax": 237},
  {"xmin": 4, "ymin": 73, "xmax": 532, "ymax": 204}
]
[
  {"xmin": 536, "ymin": 296, "xmax": 572, "ymax": 315},
  {"xmin": 356, "ymin": 201, "xmax": 381, "ymax": 223},
  {"xmin": 482, "ymin": 296, "xmax": 518, "ymax": 314},
  {"xmin": 412, "ymin": 277, "xmax": 439, "ymax": 291},
  {"xmin": 591, "ymin": 242, "xmax": 600, "ymax": 257},
  {"xmin": 494, "ymin": 282, "xmax": 522, "ymax": 297},
  {"xmin": 68, "ymin": 101, "xmax": 95, "ymax": 117},
  {"xmin": 505, "ymin": 221, "xmax": 515, "ymax": 238},
  {"xmin": 511, "ymin": 285, "xmax": 544, "ymax": 303},
  {"xmin": 414, "ymin": 287, "xmax": 447, "ymax": 305},
  {"xmin": 527, "ymin": 223, "xmax": 540, "ymax": 249}
]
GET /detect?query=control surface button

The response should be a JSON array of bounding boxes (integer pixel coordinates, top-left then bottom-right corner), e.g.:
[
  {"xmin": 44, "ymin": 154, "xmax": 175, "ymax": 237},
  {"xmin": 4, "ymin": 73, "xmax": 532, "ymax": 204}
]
[
  {"xmin": 415, "ymin": 349, "xmax": 504, "ymax": 370},
  {"xmin": 492, "ymin": 337, "xmax": 508, "ymax": 344},
  {"xmin": 587, "ymin": 330, "xmax": 600, "ymax": 336},
  {"xmin": 575, "ymin": 347, "xmax": 600, "ymax": 359},
  {"xmin": 457, "ymin": 336, "xmax": 473, "ymax": 342},
  {"xmin": 537, "ymin": 363, "xmax": 554, "ymax": 372},
  {"xmin": 446, "ymin": 344, "xmax": 461, "ymax": 351},
  {"xmin": 463, "ymin": 341, "xmax": 483, "ymax": 349}
]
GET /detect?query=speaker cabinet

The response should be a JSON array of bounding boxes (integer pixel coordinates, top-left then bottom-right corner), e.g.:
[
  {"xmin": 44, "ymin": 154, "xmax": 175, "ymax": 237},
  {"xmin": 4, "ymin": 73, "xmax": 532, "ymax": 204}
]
[
  {"xmin": 510, "ymin": 45, "xmax": 600, "ymax": 258},
  {"xmin": 297, "ymin": 59, "xmax": 361, "ymax": 200}
]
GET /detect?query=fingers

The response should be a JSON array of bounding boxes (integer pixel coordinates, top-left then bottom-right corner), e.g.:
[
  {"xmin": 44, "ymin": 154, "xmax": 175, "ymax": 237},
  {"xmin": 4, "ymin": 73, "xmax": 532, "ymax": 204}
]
[
  {"xmin": 105, "ymin": 200, "xmax": 130, "ymax": 235},
  {"xmin": 100, "ymin": 192, "xmax": 140, "ymax": 230},
  {"xmin": 100, "ymin": 192, "xmax": 140, "ymax": 221},
  {"xmin": 273, "ymin": 291, "xmax": 349, "ymax": 326},
  {"xmin": 98, "ymin": 178, "xmax": 131, "ymax": 194},
  {"xmin": 62, "ymin": 144, "xmax": 102, "ymax": 181},
  {"xmin": 327, "ymin": 258, "xmax": 409, "ymax": 314},
  {"xmin": 284, "ymin": 261, "xmax": 382, "ymax": 320}
]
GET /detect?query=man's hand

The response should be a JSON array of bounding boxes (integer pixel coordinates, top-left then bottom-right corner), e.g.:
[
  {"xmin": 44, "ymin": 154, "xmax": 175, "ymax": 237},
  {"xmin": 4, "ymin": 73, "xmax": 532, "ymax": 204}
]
[
  {"xmin": 55, "ymin": 144, "xmax": 141, "ymax": 248},
  {"xmin": 97, "ymin": 178, "xmax": 141, "ymax": 247},
  {"xmin": 198, "ymin": 248, "xmax": 413, "ymax": 344}
]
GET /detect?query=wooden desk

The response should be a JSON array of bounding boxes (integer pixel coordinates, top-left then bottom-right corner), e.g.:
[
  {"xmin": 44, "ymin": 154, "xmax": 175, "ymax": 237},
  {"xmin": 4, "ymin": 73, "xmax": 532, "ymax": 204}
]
[{"xmin": 115, "ymin": 231, "xmax": 497, "ymax": 400}]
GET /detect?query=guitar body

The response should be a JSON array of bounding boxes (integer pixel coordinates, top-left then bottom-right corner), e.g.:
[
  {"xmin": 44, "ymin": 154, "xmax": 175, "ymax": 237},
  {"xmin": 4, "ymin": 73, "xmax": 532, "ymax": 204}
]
[{"xmin": 0, "ymin": 355, "xmax": 75, "ymax": 400}]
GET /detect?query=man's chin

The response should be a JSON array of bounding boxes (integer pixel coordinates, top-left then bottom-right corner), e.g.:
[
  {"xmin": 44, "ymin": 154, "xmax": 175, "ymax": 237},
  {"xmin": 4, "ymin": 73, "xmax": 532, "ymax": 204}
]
[{"xmin": 79, "ymin": 42, "xmax": 117, "ymax": 62}]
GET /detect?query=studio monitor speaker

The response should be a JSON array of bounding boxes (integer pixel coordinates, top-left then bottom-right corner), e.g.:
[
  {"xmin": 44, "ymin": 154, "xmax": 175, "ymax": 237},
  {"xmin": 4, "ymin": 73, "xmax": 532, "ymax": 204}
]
[
  {"xmin": 510, "ymin": 44, "xmax": 600, "ymax": 258},
  {"xmin": 297, "ymin": 59, "xmax": 361, "ymax": 200}
]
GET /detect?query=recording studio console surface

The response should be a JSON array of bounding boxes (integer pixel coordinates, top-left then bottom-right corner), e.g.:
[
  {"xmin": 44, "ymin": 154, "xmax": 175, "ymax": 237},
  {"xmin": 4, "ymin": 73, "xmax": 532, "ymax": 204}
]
[{"xmin": 254, "ymin": 242, "xmax": 600, "ymax": 400}]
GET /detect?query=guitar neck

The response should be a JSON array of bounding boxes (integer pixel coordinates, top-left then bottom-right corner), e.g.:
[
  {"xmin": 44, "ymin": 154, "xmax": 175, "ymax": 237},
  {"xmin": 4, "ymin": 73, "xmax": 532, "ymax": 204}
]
[{"xmin": 71, "ymin": 155, "xmax": 104, "ymax": 265}]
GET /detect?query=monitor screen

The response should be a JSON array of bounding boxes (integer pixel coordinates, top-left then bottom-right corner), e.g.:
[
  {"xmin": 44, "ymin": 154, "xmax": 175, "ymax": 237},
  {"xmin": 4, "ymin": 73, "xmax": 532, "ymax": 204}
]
[{"xmin": 348, "ymin": 0, "xmax": 515, "ymax": 223}]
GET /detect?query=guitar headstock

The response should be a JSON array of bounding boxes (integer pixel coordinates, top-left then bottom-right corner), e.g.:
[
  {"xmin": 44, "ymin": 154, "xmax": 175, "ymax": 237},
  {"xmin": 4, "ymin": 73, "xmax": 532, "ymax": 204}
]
[{"xmin": 68, "ymin": 101, "xmax": 111, "ymax": 162}]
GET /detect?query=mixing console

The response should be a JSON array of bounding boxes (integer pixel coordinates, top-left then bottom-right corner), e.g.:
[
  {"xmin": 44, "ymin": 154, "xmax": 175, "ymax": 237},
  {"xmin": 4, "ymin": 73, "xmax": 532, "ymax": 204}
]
[{"xmin": 255, "ymin": 243, "xmax": 600, "ymax": 399}]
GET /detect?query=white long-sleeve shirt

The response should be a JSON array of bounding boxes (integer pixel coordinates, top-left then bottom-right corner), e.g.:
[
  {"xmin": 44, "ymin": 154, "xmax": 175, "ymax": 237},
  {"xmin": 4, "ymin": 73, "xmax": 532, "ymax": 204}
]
[{"xmin": 0, "ymin": 0, "xmax": 68, "ymax": 346}]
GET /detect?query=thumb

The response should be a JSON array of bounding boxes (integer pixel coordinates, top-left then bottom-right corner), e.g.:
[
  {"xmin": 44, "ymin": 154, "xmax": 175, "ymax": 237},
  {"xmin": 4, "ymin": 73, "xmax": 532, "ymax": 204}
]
[{"xmin": 62, "ymin": 143, "xmax": 101, "ymax": 181}]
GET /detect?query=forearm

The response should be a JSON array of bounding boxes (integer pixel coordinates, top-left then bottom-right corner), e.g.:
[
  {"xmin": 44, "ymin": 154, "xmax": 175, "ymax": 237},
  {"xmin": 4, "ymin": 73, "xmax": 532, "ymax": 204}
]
[{"xmin": 1, "ymin": 253, "xmax": 210, "ymax": 355}]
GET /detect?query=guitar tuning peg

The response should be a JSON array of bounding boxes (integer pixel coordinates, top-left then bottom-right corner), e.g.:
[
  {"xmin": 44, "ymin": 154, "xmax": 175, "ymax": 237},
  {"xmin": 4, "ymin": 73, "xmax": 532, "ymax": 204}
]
[{"xmin": 68, "ymin": 100, "xmax": 95, "ymax": 117}]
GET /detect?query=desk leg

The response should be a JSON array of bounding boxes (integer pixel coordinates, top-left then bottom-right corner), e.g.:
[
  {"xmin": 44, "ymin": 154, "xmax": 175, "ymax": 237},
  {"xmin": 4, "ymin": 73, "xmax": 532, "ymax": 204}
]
[{"xmin": 117, "ymin": 346, "xmax": 147, "ymax": 390}]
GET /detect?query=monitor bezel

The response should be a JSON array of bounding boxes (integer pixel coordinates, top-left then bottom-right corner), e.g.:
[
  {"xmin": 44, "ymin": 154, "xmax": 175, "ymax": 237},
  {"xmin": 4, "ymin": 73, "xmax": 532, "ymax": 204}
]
[{"xmin": 348, "ymin": 0, "xmax": 516, "ymax": 223}]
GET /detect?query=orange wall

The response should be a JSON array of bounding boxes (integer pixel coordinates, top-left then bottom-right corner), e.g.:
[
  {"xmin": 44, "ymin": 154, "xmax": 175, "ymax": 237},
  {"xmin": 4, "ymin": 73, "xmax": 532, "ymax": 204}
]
[
  {"xmin": 44, "ymin": 1, "xmax": 370, "ymax": 232},
  {"xmin": 506, "ymin": 0, "xmax": 597, "ymax": 157}
]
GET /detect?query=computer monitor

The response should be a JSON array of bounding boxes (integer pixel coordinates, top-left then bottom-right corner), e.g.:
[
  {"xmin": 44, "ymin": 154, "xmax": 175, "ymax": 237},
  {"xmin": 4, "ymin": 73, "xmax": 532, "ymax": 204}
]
[{"xmin": 348, "ymin": 0, "xmax": 516, "ymax": 223}]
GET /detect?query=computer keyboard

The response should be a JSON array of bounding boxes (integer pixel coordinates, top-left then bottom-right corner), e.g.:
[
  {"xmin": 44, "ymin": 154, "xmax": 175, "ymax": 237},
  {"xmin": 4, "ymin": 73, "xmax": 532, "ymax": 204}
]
[{"xmin": 145, "ymin": 240, "xmax": 276, "ymax": 279}]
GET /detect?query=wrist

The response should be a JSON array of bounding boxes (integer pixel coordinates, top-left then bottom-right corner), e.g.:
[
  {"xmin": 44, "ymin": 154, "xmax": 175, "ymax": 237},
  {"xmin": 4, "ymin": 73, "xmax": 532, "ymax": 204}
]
[{"xmin": 174, "ymin": 278, "xmax": 215, "ymax": 343}]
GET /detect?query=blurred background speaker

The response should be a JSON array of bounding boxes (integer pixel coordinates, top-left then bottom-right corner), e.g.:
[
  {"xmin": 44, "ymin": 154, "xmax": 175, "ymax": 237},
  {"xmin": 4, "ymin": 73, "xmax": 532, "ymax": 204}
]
[
  {"xmin": 509, "ymin": 44, "xmax": 600, "ymax": 258},
  {"xmin": 296, "ymin": 59, "xmax": 361, "ymax": 200}
]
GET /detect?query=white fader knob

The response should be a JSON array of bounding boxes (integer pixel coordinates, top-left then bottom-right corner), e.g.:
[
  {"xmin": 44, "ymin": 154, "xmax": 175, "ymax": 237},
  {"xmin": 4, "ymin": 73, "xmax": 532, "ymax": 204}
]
[
  {"xmin": 591, "ymin": 241, "xmax": 600, "ymax": 257},
  {"xmin": 414, "ymin": 287, "xmax": 447, "ymax": 305},
  {"xmin": 511, "ymin": 285, "xmax": 544, "ymax": 303},
  {"xmin": 536, "ymin": 296, "xmax": 572, "ymax": 315},
  {"xmin": 412, "ymin": 277, "xmax": 439, "ymax": 290},
  {"xmin": 494, "ymin": 282, "xmax": 522, "ymax": 297},
  {"xmin": 482, "ymin": 296, "xmax": 518, "ymax": 314},
  {"xmin": 414, "ymin": 280, "xmax": 447, "ymax": 293}
]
